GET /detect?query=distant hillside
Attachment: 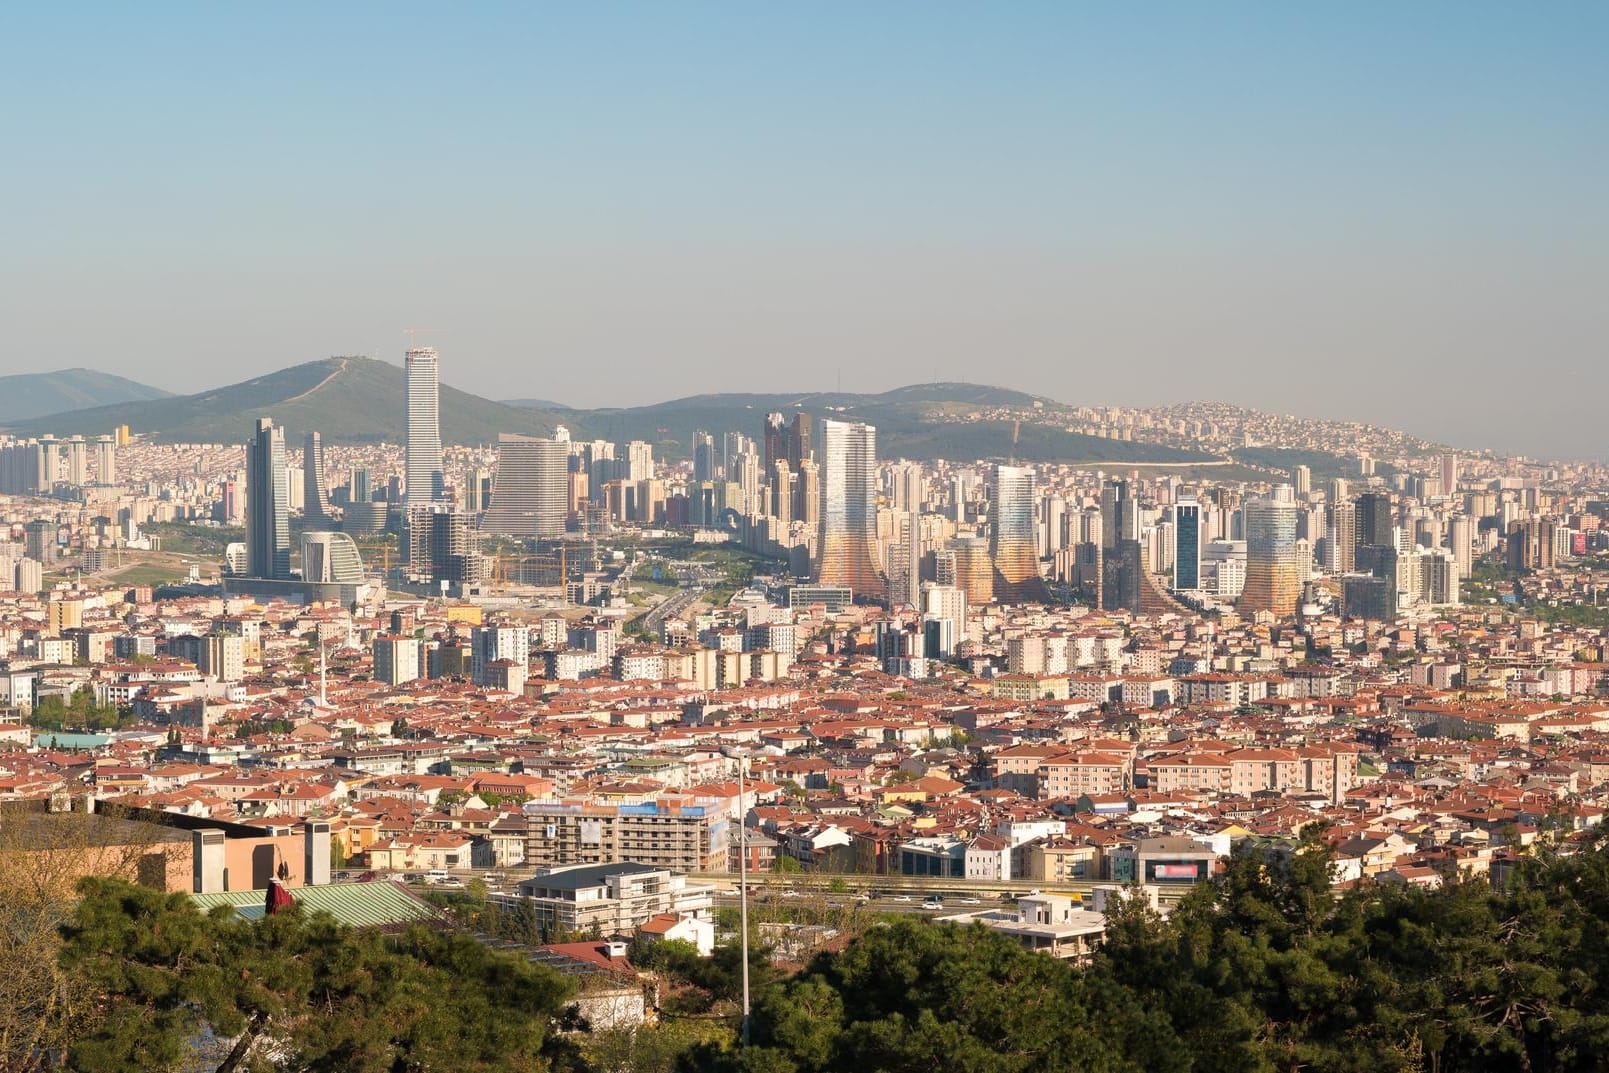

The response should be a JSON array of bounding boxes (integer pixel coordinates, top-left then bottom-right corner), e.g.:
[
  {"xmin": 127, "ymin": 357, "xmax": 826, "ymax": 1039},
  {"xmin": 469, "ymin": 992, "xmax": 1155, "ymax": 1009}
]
[
  {"xmin": 4, "ymin": 357, "xmax": 557, "ymax": 445},
  {"xmin": 531, "ymin": 383, "xmax": 1211, "ymax": 463},
  {"xmin": 0, "ymin": 368, "xmax": 172, "ymax": 422},
  {"xmin": 9, "ymin": 363, "xmax": 1219, "ymax": 466}
]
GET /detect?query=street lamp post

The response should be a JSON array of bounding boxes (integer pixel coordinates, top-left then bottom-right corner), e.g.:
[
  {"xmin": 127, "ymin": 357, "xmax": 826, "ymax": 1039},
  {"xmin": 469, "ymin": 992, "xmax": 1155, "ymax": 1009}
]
[{"xmin": 727, "ymin": 745, "xmax": 752, "ymax": 1047}]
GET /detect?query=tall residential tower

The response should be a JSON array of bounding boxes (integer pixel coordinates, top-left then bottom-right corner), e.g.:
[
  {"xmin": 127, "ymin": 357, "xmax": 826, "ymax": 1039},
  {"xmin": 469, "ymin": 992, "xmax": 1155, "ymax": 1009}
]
[
  {"xmin": 813, "ymin": 419, "xmax": 883, "ymax": 601},
  {"xmin": 991, "ymin": 464, "xmax": 1045, "ymax": 602},
  {"xmin": 1238, "ymin": 493, "xmax": 1301, "ymax": 617},
  {"xmin": 405, "ymin": 348, "xmax": 445, "ymax": 504}
]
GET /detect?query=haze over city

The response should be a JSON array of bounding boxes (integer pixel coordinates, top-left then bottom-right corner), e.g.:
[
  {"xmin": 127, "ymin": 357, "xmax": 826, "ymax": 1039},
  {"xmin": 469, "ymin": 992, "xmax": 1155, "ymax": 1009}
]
[
  {"xmin": 3, "ymin": 3, "xmax": 1606, "ymax": 458},
  {"xmin": 10, "ymin": 7, "xmax": 1609, "ymax": 1073}
]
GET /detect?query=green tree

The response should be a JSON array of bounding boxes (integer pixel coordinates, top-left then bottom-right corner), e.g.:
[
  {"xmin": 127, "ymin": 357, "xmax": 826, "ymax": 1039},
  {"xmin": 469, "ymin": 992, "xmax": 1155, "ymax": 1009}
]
[
  {"xmin": 691, "ymin": 919, "xmax": 1171, "ymax": 1073},
  {"xmin": 58, "ymin": 877, "xmax": 577, "ymax": 1073}
]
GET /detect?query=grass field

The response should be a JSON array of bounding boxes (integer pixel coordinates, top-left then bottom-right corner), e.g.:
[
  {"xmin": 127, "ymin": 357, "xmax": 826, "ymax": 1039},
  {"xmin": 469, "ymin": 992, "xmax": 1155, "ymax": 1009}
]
[{"xmin": 109, "ymin": 562, "xmax": 193, "ymax": 588}]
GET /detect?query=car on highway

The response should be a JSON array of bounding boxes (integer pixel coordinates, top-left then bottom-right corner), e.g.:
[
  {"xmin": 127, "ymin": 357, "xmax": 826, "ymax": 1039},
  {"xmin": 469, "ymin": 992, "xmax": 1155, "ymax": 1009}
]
[
  {"xmin": 889, "ymin": 894, "xmax": 914, "ymax": 903},
  {"xmin": 922, "ymin": 897, "xmax": 944, "ymax": 910},
  {"xmin": 958, "ymin": 897, "xmax": 982, "ymax": 906}
]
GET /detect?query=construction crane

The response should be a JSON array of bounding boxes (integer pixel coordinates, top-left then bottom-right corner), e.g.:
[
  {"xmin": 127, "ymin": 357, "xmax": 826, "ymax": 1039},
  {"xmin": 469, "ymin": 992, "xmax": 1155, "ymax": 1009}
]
[{"xmin": 403, "ymin": 327, "xmax": 446, "ymax": 349}]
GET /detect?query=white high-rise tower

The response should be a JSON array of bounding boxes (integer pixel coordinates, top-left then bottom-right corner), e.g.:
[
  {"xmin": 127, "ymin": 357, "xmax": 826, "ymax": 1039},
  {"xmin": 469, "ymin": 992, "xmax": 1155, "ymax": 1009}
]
[{"xmin": 405, "ymin": 348, "xmax": 445, "ymax": 504}]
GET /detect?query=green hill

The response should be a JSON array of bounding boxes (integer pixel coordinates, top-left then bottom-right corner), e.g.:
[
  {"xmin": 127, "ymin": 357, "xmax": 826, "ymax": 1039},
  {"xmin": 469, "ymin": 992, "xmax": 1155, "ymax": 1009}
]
[
  {"xmin": 3, "ymin": 357, "xmax": 559, "ymax": 445},
  {"xmin": 6, "ymin": 362, "xmax": 1217, "ymax": 466},
  {"xmin": 0, "ymin": 368, "xmax": 172, "ymax": 422},
  {"xmin": 538, "ymin": 384, "xmax": 1213, "ymax": 463}
]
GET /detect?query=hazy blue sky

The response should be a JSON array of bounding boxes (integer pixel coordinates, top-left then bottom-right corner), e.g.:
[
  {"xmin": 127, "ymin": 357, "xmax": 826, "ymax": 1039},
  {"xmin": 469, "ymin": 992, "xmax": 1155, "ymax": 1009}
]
[{"xmin": 2, "ymin": 4, "xmax": 1605, "ymax": 458}]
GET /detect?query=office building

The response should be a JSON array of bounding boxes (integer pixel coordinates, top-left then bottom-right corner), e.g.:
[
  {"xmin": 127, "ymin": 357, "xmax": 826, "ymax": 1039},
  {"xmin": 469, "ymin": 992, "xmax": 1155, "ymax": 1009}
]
[
  {"xmin": 1173, "ymin": 499, "xmax": 1201, "ymax": 591},
  {"xmin": 991, "ymin": 464, "xmax": 1044, "ymax": 602},
  {"xmin": 481, "ymin": 434, "xmax": 569, "ymax": 538},
  {"xmin": 1238, "ymin": 495, "xmax": 1301, "ymax": 617},
  {"xmin": 1343, "ymin": 573, "xmax": 1395, "ymax": 621},
  {"xmin": 761, "ymin": 411, "xmax": 790, "ymax": 470},
  {"xmin": 813, "ymin": 419, "xmax": 883, "ymax": 601},
  {"xmin": 301, "ymin": 532, "xmax": 365, "ymax": 585},
  {"xmin": 692, "ymin": 430, "xmax": 718, "ymax": 484},
  {"xmin": 1355, "ymin": 492, "xmax": 1394, "ymax": 550},
  {"xmin": 786, "ymin": 413, "xmax": 814, "ymax": 469},
  {"xmin": 405, "ymin": 348, "xmax": 445, "ymax": 504},
  {"xmin": 1100, "ymin": 478, "xmax": 1141, "ymax": 611},
  {"xmin": 246, "ymin": 417, "xmax": 291, "ymax": 580},
  {"xmin": 303, "ymin": 432, "xmax": 334, "ymax": 524}
]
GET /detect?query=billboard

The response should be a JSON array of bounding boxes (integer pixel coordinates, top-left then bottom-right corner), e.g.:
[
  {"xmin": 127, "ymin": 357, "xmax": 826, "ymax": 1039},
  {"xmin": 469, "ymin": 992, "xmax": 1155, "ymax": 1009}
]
[{"xmin": 1152, "ymin": 863, "xmax": 1201, "ymax": 880}]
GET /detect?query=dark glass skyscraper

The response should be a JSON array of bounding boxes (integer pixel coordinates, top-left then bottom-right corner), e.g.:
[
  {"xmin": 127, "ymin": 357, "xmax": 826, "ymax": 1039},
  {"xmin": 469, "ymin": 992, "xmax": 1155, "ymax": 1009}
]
[
  {"xmin": 1100, "ymin": 478, "xmax": 1141, "ymax": 611},
  {"xmin": 1173, "ymin": 499, "xmax": 1201, "ymax": 590},
  {"xmin": 246, "ymin": 417, "xmax": 291, "ymax": 579}
]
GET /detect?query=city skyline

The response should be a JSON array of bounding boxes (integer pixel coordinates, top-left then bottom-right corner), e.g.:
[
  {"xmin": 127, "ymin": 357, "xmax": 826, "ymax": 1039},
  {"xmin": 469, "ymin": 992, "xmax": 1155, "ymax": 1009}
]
[
  {"xmin": 7, "ymin": 8, "xmax": 1609, "ymax": 1069},
  {"xmin": 3, "ymin": 5, "xmax": 1606, "ymax": 459}
]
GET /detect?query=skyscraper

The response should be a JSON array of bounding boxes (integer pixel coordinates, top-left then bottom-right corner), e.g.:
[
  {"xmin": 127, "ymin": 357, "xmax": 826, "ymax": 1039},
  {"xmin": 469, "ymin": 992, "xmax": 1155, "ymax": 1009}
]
[
  {"xmin": 990, "ymin": 464, "xmax": 1044, "ymax": 603},
  {"xmin": 813, "ymin": 419, "xmax": 883, "ymax": 601},
  {"xmin": 1355, "ymin": 492, "xmax": 1394, "ymax": 550},
  {"xmin": 1354, "ymin": 490, "xmax": 1395, "ymax": 575},
  {"xmin": 888, "ymin": 462, "xmax": 924, "ymax": 607},
  {"xmin": 946, "ymin": 534, "xmax": 996, "ymax": 608},
  {"xmin": 1326, "ymin": 500, "xmax": 1357, "ymax": 574},
  {"xmin": 1100, "ymin": 478, "xmax": 1141, "ymax": 611},
  {"xmin": 1238, "ymin": 495, "xmax": 1301, "ymax": 617},
  {"xmin": 763, "ymin": 412, "xmax": 788, "ymax": 468},
  {"xmin": 92, "ymin": 435, "xmax": 116, "ymax": 486},
  {"xmin": 1173, "ymin": 499, "xmax": 1202, "ymax": 590},
  {"xmin": 481, "ymin": 434, "xmax": 569, "ymax": 537},
  {"xmin": 303, "ymin": 431, "xmax": 334, "ymax": 524},
  {"xmin": 246, "ymin": 417, "xmax": 291, "ymax": 580},
  {"xmin": 692, "ymin": 430, "xmax": 718, "ymax": 484},
  {"xmin": 405, "ymin": 348, "xmax": 445, "ymax": 504},
  {"xmin": 787, "ymin": 413, "xmax": 814, "ymax": 469}
]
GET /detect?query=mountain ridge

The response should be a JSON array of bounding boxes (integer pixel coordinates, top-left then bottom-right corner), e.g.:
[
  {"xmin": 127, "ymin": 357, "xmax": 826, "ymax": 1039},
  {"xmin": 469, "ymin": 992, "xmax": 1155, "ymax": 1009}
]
[
  {"xmin": 2, "ymin": 358, "xmax": 1210, "ymax": 465},
  {"xmin": 0, "ymin": 368, "xmax": 173, "ymax": 422}
]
